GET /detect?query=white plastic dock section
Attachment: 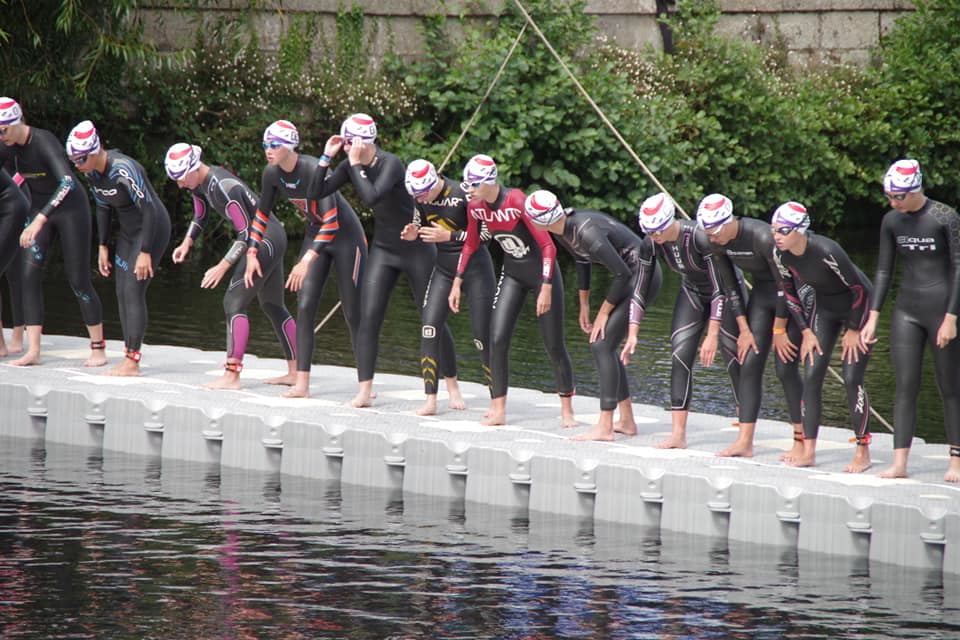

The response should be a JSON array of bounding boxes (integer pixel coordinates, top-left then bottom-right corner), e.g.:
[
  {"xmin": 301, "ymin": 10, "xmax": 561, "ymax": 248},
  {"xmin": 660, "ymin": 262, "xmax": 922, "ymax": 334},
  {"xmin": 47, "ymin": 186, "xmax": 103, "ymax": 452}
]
[{"xmin": 3, "ymin": 335, "xmax": 959, "ymax": 575}]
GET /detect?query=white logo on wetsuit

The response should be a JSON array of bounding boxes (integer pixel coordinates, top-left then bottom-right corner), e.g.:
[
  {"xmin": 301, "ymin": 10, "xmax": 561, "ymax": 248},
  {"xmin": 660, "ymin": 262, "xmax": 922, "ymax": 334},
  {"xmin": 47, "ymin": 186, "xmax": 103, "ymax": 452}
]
[
  {"xmin": 93, "ymin": 186, "xmax": 118, "ymax": 197},
  {"xmin": 669, "ymin": 244, "xmax": 684, "ymax": 270},
  {"xmin": 283, "ymin": 179, "xmax": 301, "ymax": 190},
  {"xmin": 823, "ymin": 254, "xmax": 851, "ymax": 287},
  {"xmin": 117, "ymin": 166, "xmax": 145, "ymax": 200},
  {"xmin": 896, "ymin": 235, "xmax": 937, "ymax": 251},
  {"xmin": 495, "ymin": 233, "xmax": 531, "ymax": 259},
  {"xmin": 473, "ymin": 207, "xmax": 522, "ymax": 223}
]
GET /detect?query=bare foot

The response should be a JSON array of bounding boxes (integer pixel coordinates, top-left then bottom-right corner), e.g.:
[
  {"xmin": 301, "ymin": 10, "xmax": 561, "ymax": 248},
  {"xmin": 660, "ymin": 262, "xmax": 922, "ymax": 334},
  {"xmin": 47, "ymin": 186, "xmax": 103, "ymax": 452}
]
[
  {"xmin": 571, "ymin": 424, "xmax": 616, "ymax": 442},
  {"xmin": 204, "ymin": 374, "xmax": 242, "ymax": 390},
  {"xmin": 105, "ymin": 358, "xmax": 140, "ymax": 377},
  {"xmin": 0, "ymin": 344, "xmax": 7, "ymax": 357},
  {"xmin": 780, "ymin": 442, "xmax": 805, "ymax": 462},
  {"xmin": 350, "ymin": 391, "xmax": 373, "ymax": 408},
  {"xmin": 561, "ymin": 413, "xmax": 578, "ymax": 429},
  {"xmin": 844, "ymin": 447, "xmax": 872, "ymax": 474},
  {"xmin": 613, "ymin": 419, "xmax": 637, "ymax": 436},
  {"xmin": 8, "ymin": 331, "xmax": 23, "ymax": 354},
  {"xmin": 84, "ymin": 350, "xmax": 108, "ymax": 367},
  {"xmin": 282, "ymin": 386, "xmax": 310, "ymax": 398},
  {"xmin": 878, "ymin": 464, "xmax": 908, "ymax": 479},
  {"xmin": 10, "ymin": 351, "xmax": 40, "ymax": 367},
  {"xmin": 448, "ymin": 391, "xmax": 466, "ymax": 411},
  {"xmin": 655, "ymin": 435, "xmax": 686, "ymax": 450},
  {"xmin": 481, "ymin": 411, "xmax": 506, "ymax": 426},
  {"xmin": 717, "ymin": 441, "xmax": 754, "ymax": 458},
  {"xmin": 944, "ymin": 458, "xmax": 960, "ymax": 483},
  {"xmin": 416, "ymin": 395, "xmax": 438, "ymax": 416},
  {"xmin": 265, "ymin": 373, "xmax": 297, "ymax": 386},
  {"xmin": 786, "ymin": 452, "xmax": 815, "ymax": 468}
]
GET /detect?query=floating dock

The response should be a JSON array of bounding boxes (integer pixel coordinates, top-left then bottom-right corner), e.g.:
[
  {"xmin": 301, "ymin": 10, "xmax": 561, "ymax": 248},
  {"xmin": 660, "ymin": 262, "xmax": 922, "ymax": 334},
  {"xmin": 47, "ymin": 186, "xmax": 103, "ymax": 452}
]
[{"xmin": 2, "ymin": 334, "xmax": 958, "ymax": 576}]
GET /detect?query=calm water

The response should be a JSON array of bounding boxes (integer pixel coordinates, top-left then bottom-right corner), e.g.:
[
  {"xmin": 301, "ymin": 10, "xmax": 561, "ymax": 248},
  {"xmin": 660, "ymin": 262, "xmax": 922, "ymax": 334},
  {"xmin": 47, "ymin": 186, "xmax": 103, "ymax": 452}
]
[
  {"xmin": 23, "ymin": 245, "xmax": 944, "ymax": 443},
  {"xmin": 1, "ymin": 436, "xmax": 958, "ymax": 639}
]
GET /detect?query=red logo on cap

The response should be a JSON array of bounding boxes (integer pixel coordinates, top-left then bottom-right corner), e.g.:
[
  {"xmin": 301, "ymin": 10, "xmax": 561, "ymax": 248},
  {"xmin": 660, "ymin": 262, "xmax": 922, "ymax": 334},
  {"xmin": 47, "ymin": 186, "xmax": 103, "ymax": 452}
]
[
  {"xmin": 411, "ymin": 162, "xmax": 431, "ymax": 179},
  {"xmin": 642, "ymin": 196, "xmax": 664, "ymax": 216},
  {"xmin": 703, "ymin": 196, "xmax": 726, "ymax": 210}
]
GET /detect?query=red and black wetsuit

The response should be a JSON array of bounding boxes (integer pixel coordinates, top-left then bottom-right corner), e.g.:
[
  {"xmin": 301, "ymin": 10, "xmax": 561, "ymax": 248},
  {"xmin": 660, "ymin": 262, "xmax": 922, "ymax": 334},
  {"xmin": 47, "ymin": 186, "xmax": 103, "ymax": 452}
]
[
  {"xmin": 774, "ymin": 232, "xmax": 873, "ymax": 441},
  {"xmin": 250, "ymin": 154, "xmax": 367, "ymax": 374},
  {"xmin": 553, "ymin": 209, "xmax": 661, "ymax": 411},
  {"xmin": 457, "ymin": 186, "xmax": 575, "ymax": 399},
  {"xmin": 705, "ymin": 217, "xmax": 805, "ymax": 425},
  {"xmin": 87, "ymin": 150, "xmax": 172, "ymax": 353},
  {"xmin": 0, "ymin": 127, "xmax": 103, "ymax": 330},
  {"xmin": 313, "ymin": 148, "xmax": 457, "ymax": 384},
  {"xmin": 188, "ymin": 166, "xmax": 296, "ymax": 363},
  {"xmin": 654, "ymin": 219, "xmax": 741, "ymax": 411},
  {"xmin": 871, "ymin": 198, "xmax": 960, "ymax": 449},
  {"xmin": 413, "ymin": 177, "xmax": 495, "ymax": 396}
]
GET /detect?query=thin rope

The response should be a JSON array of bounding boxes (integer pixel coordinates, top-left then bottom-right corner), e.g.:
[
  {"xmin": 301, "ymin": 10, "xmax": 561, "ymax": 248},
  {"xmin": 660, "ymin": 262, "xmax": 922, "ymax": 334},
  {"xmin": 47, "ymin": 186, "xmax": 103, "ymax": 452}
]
[
  {"xmin": 316, "ymin": 24, "xmax": 527, "ymax": 334},
  {"xmin": 437, "ymin": 23, "xmax": 527, "ymax": 173},
  {"xmin": 511, "ymin": 0, "xmax": 893, "ymax": 433}
]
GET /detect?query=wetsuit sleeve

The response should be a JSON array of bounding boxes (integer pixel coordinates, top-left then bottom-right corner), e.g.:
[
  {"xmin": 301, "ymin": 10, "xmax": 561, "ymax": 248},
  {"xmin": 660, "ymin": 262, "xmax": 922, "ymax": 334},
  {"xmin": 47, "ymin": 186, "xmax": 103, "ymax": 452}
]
[
  {"xmin": 94, "ymin": 194, "xmax": 112, "ymax": 245},
  {"xmin": 555, "ymin": 235, "xmax": 592, "ymax": 291},
  {"xmin": 455, "ymin": 206, "xmax": 481, "ymax": 277},
  {"xmin": 220, "ymin": 185, "xmax": 252, "ymax": 266},
  {"xmin": 707, "ymin": 246, "xmax": 747, "ymax": 319},
  {"xmin": 512, "ymin": 191, "xmax": 557, "ymax": 284},
  {"xmin": 826, "ymin": 244, "xmax": 870, "ymax": 330},
  {"xmin": 348, "ymin": 153, "xmax": 404, "ymax": 207},
  {"xmin": 308, "ymin": 194, "xmax": 341, "ymax": 253},
  {"xmin": 112, "ymin": 159, "xmax": 160, "ymax": 248},
  {"xmin": 308, "ymin": 159, "xmax": 352, "ymax": 199},
  {"xmin": 186, "ymin": 194, "xmax": 209, "ymax": 242},
  {"xmin": 943, "ymin": 207, "xmax": 960, "ymax": 316},
  {"xmin": 33, "ymin": 131, "xmax": 77, "ymax": 219},
  {"xmin": 586, "ymin": 235, "xmax": 633, "ymax": 305},
  {"xmin": 760, "ymin": 241, "xmax": 790, "ymax": 320},
  {"xmin": 773, "ymin": 249, "xmax": 809, "ymax": 331},
  {"xmin": 870, "ymin": 212, "xmax": 896, "ymax": 312},
  {"xmin": 628, "ymin": 242, "xmax": 658, "ymax": 324},
  {"xmin": 250, "ymin": 168, "xmax": 279, "ymax": 249}
]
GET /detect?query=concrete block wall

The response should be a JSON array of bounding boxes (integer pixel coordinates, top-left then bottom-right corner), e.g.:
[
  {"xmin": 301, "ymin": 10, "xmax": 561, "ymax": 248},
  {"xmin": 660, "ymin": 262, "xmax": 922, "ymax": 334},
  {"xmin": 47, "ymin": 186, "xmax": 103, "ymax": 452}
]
[{"xmin": 140, "ymin": 0, "xmax": 914, "ymax": 68}]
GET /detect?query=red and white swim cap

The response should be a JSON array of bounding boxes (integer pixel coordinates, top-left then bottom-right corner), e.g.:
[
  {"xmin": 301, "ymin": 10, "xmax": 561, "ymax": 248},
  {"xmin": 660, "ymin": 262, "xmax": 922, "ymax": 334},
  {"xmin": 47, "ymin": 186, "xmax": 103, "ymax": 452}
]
[
  {"xmin": 524, "ymin": 190, "xmax": 565, "ymax": 226},
  {"xmin": 404, "ymin": 159, "xmax": 439, "ymax": 197},
  {"xmin": 771, "ymin": 201, "xmax": 810, "ymax": 233},
  {"xmin": 637, "ymin": 192, "xmax": 676, "ymax": 234},
  {"xmin": 883, "ymin": 159, "xmax": 922, "ymax": 193},
  {"xmin": 696, "ymin": 193, "xmax": 733, "ymax": 230},
  {"xmin": 463, "ymin": 154, "xmax": 498, "ymax": 185},
  {"xmin": 65, "ymin": 120, "xmax": 101, "ymax": 157},
  {"xmin": 340, "ymin": 113, "xmax": 377, "ymax": 143},
  {"xmin": 164, "ymin": 143, "xmax": 202, "ymax": 180},
  {"xmin": 0, "ymin": 98, "xmax": 22, "ymax": 126},
  {"xmin": 263, "ymin": 120, "xmax": 300, "ymax": 149}
]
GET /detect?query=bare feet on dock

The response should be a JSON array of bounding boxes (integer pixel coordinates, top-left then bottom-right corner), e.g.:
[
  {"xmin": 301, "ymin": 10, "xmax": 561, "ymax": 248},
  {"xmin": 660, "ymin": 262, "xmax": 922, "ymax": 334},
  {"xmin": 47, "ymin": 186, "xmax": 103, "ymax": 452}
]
[
  {"xmin": 945, "ymin": 458, "xmax": 960, "ymax": 483},
  {"xmin": 785, "ymin": 441, "xmax": 816, "ymax": 468},
  {"xmin": 717, "ymin": 441, "xmax": 753, "ymax": 458},
  {"xmin": 445, "ymin": 378, "xmax": 466, "ymax": 411},
  {"xmin": 265, "ymin": 373, "xmax": 297, "ymax": 386},
  {"xmin": 84, "ymin": 350, "xmax": 107, "ymax": 367},
  {"xmin": 878, "ymin": 464, "xmax": 907, "ymax": 479},
  {"xmin": 350, "ymin": 381, "xmax": 375, "ymax": 408},
  {"xmin": 844, "ymin": 447, "xmax": 872, "ymax": 474},
  {"xmin": 416, "ymin": 395, "xmax": 438, "ymax": 416},
  {"xmin": 281, "ymin": 385, "xmax": 310, "ymax": 398},
  {"xmin": 105, "ymin": 358, "xmax": 140, "ymax": 377},
  {"xmin": 571, "ymin": 424, "xmax": 615, "ymax": 442},
  {"xmin": 481, "ymin": 411, "xmax": 506, "ymax": 426},
  {"xmin": 613, "ymin": 418, "xmax": 637, "ymax": 436},
  {"xmin": 204, "ymin": 373, "xmax": 242, "ymax": 390},
  {"xmin": 655, "ymin": 435, "xmax": 686, "ymax": 450},
  {"xmin": 9, "ymin": 350, "xmax": 40, "ymax": 367}
]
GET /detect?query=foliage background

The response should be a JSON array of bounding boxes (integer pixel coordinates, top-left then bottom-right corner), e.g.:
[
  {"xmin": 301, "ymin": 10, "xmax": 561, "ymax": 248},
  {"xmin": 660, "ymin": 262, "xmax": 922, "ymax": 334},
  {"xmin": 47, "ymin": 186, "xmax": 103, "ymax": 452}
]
[{"xmin": 1, "ymin": 0, "xmax": 957, "ymax": 254}]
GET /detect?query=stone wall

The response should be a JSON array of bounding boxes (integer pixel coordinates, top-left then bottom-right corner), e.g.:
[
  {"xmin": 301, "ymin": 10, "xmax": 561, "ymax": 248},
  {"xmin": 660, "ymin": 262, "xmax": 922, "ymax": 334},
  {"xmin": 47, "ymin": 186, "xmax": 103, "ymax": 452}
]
[{"xmin": 141, "ymin": 1, "xmax": 915, "ymax": 67}]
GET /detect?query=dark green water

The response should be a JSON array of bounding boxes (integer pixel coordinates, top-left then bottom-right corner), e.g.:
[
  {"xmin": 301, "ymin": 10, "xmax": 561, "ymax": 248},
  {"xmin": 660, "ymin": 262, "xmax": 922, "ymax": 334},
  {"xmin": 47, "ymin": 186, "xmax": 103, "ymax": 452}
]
[{"xmin": 19, "ymin": 242, "xmax": 946, "ymax": 444}]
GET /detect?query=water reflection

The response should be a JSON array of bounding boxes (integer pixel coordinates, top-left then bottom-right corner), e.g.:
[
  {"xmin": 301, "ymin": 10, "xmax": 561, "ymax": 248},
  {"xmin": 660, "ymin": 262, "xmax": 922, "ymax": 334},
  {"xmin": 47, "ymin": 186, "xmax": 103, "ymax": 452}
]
[
  {"xmin": 24, "ymin": 248, "xmax": 947, "ymax": 443},
  {"xmin": 1, "ymin": 437, "xmax": 958, "ymax": 639}
]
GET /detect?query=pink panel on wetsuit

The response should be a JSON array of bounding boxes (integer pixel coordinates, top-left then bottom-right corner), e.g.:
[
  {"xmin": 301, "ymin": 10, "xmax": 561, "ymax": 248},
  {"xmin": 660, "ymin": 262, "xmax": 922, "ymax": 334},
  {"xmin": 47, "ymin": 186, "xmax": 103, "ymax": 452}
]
[
  {"xmin": 283, "ymin": 317, "xmax": 297, "ymax": 359},
  {"xmin": 226, "ymin": 200, "xmax": 248, "ymax": 233},
  {"xmin": 227, "ymin": 314, "xmax": 250, "ymax": 360}
]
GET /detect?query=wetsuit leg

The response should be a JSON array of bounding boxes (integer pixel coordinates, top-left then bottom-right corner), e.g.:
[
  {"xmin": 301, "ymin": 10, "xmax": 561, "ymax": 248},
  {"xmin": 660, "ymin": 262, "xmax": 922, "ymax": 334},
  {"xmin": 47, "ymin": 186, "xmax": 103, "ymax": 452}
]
[
  {"xmin": 841, "ymin": 333, "xmax": 871, "ymax": 439},
  {"xmin": 331, "ymin": 235, "xmax": 366, "ymax": 360},
  {"xmin": 54, "ymin": 204, "xmax": 103, "ymax": 326},
  {"xmin": 488, "ymin": 272, "xmax": 527, "ymax": 399},
  {"xmin": 592, "ymin": 295, "xmax": 630, "ymax": 410},
  {"xmin": 463, "ymin": 251, "xmax": 496, "ymax": 394},
  {"xmin": 405, "ymin": 247, "xmax": 457, "ymax": 381},
  {"xmin": 669, "ymin": 287, "xmax": 708, "ymax": 410},
  {"xmin": 19, "ymin": 214, "xmax": 52, "ymax": 326},
  {"xmin": 356, "ymin": 247, "xmax": 401, "ymax": 382},
  {"xmin": 295, "ymin": 244, "xmax": 333, "ymax": 373},
  {"xmin": 775, "ymin": 318, "xmax": 805, "ymax": 425},
  {"xmin": 718, "ymin": 299, "xmax": 742, "ymax": 408},
  {"xmin": 0, "ymin": 208, "xmax": 26, "ymax": 325},
  {"xmin": 113, "ymin": 217, "xmax": 171, "ymax": 353},
  {"xmin": 929, "ymin": 324, "xmax": 960, "ymax": 446},
  {"xmin": 420, "ymin": 268, "xmax": 452, "ymax": 395},
  {"xmin": 253, "ymin": 233, "xmax": 296, "ymax": 362},
  {"xmin": 737, "ymin": 284, "xmax": 776, "ymax": 423},
  {"xmin": 536, "ymin": 268, "xmax": 575, "ymax": 396},
  {"xmin": 888, "ymin": 309, "xmax": 926, "ymax": 449},
  {"xmin": 800, "ymin": 310, "xmax": 843, "ymax": 440}
]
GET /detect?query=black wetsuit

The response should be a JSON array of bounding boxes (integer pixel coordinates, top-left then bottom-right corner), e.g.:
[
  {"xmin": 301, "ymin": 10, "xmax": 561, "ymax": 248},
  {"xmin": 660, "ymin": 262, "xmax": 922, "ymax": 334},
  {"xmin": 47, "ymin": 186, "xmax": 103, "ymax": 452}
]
[
  {"xmin": 87, "ymin": 150, "xmax": 172, "ymax": 353},
  {"xmin": 0, "ymin": 170, "xmax": 29, "ymax": 317},
  {"xmin": 706, "ymin": 217, "xmax": 804, "ymax": 424},
  {"xmin": 457, "ymin": 186, "xmax": 575, "ymax": 399},
  {"xmin": 872, "ymin": 199, "xmax": 960, "ymax": 448},
  {"xmin": 553, "ymin": 209, "xmax": 662, "ymax": 411},
  {"xmin": 251, "ymin": 155, "xmax": 367, "ymax": 374},
  {"xmin": 774, "ymin": 232, "xmax": 873, "ymax": 441},
  {"xmin": 413, "ymin": 177, "xmax": 495, "ymax": 396},
  {"xmin": 654, "ymin": 219, "xmax": 741, "ymax": 411},
  {"xmin": 187, "ymin": 166, "xmax": 296, "ymax": 363},
  {"xmin": 0, "ymin": 127, "xmax": 103, "ymax": 329},
  {"xmin": 313, "ymin": 148, "xmax": 456, "ymax": 383}
]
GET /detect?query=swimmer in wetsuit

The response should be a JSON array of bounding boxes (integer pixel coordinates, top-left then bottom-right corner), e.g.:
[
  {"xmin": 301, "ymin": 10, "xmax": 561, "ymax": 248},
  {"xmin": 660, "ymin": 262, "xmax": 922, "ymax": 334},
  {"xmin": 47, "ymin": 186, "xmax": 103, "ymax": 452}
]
[
  {"xmin": 0, "ymin": 168, "xmax": 29, "ymax": 355},
  {"xmin": 402, "ymin": 159, "xmax": 495, "ymax": 416},
  {"xmin": 165, "ymin": 142, "xmax": 298, "ymax": 390},
  {"xmin": 771, "ymin": 201, "xmax": 874, "ymax": 473},
  {"xmin": 243, "ymin": 120, "xmax": 367, "ymax": 398},
  {"xmin": 636, "ymin": 193, "xmax": 743, "ymax": 449},
  {"xmin": 449, "ymin": 155, "xmax": 577, "ymax": 427},
  {"xmin": 525, "ymin": 190, "xmax": 662, "ymax": 441},
  {"xmin": 0, "ymin": 98, "xmax": 106, "ymax": 367},
  {"xmin": 312, "ymin": 113, "xmax": 457, "ymax": 408},
  {"xmin": 67, "ymin": 120, "xmax": 172, "ymax": 377},
  {"xmin": 861, "ymin": 160, "xmax": 960, "ymax": 483},
  {"xmin": 696, "ymin": 193, "xmax": 806, "ymax": 460}
]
